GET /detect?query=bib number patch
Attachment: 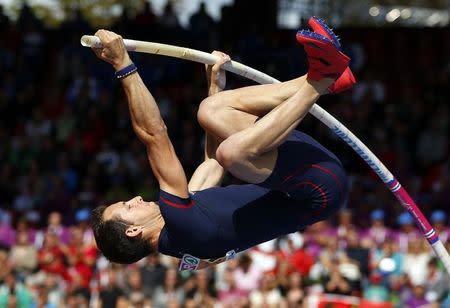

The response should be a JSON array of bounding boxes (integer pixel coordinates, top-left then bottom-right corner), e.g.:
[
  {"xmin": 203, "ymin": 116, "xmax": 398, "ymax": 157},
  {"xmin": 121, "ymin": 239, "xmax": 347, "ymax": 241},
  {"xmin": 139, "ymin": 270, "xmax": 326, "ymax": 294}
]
[{"xmin": 179, "ymin": 254, "xmax": 200, "ymax": 271}]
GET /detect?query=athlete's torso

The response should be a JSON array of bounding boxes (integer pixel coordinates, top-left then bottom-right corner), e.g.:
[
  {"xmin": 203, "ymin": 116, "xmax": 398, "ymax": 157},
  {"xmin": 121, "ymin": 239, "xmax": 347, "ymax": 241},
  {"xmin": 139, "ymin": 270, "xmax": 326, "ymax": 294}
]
[{"xmin": 158, "ymin": 185, "xmax": 308, "ymax": 259}]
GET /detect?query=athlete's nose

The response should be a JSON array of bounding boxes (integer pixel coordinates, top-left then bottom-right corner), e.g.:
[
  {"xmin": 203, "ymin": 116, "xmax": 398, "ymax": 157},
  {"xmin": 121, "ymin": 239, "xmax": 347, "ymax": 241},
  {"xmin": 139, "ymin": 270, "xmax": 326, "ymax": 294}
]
[
  {"xmin": 132, "ymin": 196, "xmax": 143, "ymax": 204},
  {"xmin": 127, "ymin": 196, "xmax": 143, "ymax": 206}
]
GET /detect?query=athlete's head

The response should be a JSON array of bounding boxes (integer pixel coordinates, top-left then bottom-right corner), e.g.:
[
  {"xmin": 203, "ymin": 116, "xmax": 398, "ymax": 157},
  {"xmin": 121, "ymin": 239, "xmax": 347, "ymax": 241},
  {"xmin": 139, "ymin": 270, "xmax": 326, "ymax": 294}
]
[{"xmin": 91, "ymin": 196, "xmax": 159, "ymax": 264}]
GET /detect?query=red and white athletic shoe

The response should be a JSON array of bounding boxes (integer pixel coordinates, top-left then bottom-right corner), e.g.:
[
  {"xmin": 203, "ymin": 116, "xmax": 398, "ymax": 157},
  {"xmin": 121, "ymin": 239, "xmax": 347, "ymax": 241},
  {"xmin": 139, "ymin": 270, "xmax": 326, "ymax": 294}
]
[
  {"xmin": 296, "ymin": 29, "xmax": 350, "ymax": 81},
  {"xmin": 327, "ymin": 67, "xmax": 356, "ymax": 94},
  {"xmin": 307, "ymin": 16, "xmax": 356, "ymax": 93}
]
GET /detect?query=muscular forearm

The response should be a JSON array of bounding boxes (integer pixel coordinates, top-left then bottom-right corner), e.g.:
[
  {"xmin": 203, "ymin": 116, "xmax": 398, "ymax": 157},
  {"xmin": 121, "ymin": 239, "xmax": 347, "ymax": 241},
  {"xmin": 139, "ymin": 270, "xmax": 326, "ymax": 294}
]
[
  {"xmin": 121, "ymin": 70, "xmax": 189, "ymax": 195},
  {"xmin": 188, "ymin": 158, "xmax": 225, "ymax": 191},
  {"xmin": 120, "ymin": 72, "xmax": 166, "ymax": 139}
]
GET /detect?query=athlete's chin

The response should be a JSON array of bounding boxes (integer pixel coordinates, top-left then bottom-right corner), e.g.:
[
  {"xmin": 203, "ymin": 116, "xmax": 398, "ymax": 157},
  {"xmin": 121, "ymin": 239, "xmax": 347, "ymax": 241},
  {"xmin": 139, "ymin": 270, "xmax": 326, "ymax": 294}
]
[{"xmin": 146, "ymin": 201, "xmax": 158, "ymax": 207}]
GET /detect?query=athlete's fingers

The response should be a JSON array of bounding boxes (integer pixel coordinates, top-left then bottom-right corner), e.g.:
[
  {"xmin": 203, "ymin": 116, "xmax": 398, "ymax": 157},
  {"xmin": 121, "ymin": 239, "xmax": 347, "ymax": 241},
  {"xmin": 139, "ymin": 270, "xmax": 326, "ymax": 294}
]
[
  {"xmin": 211, "ymin": 51, "xmax": 230, "ymax": 72},
  {"xmin": 206, "ymin": 50, "xmax": 226, "ymax": 72},
  {"xmin": 94, "ymin": 29, "xmax": 110, "ymax": 45},
  {"xmin": 92, "ymin": 29, "xmax": 129, "ymax": 68},
  {"xmin": 212, "ymin": 51, "xmax": 230, "ymax": 64}
]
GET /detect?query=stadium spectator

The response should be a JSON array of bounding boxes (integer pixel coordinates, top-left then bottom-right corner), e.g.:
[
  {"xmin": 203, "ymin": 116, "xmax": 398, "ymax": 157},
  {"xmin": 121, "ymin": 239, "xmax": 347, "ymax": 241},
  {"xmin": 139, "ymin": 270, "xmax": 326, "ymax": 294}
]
[
  {"xmin": 363, "ymin": 272, "xmax": 390, "ymax": 303},
  {"xmin": 284, "ymin": 272, "xmax": 305, "ymax": 307},
  {"xmin": 96, "ymin": 267, "xmax": 125, "ymax": 308},
  {"xmin": 35, "ymin": 212, "xmax": 69, "ymax": 248},
  {"xmin": 40, "ymin": 273, "xmax": 65, "ymax": 307},
  {"xmin": 217, "ymin": 266, "xmax": 248, "ymax": 307},
  {"xmin": 9, "ymin": 230, "xmax": 38, "ymax": 279},
  {"xmin": 0, "ymin": 246, "xmax": 12, "ymax": 284},
  {"xmin": 0, "ymin": 271, "xmax": 33, "ymax": 307},
  {"xmin": 345, "ymin": 229, "xmax": 370, "ymax": 277},
  {"xmin": 402, "ymin": 239, "xmax": 432, "ymax": 286},
  {"xmin": 32, "ymin": 283, "xmax": 57, "ymax": 308},
  {"xmin": 362, "ymin": 209, "xmax": 392, "ymax": 247},
  {"xmin": 403, "ymin": 284, "xmax": 430, "ymax": 308},
  {"xmin": 394, "ymin": 211, "xmax": 420, "ymax": 253},
  {"xmin": 424, "ymin": 257, "xmax": 450, "ymax": 303},
  {"xmin": 371, "ymin": 239, "xmax": 403, "ymax": 281},
  {"xmin": 282, "ymin": 236, "xmax": 314, "ymax": 277},
  {"xmin": 123, "ymin": 268, "xmax": 152, "ymax": 303},
  {"xmin": 336, "ymin": 208, "xmax": 357, "ymax": 248},
  {"xmin": 323, "ymin": 258, "xmax": 351, "ymax": 296},
  {"xmin": 65, "ymin": 226, "xmax": 97, "ymax": 288},
  {"xmin": 430, "ymin": 209, "xmax": 450, "ymax": 244},
  {"xmin": 0, "ymin": 210, "xmax": 15, "ymax": 248},
  {"xmin": 37, "ymin": 231, "xmax": 69, "ymax": 281},
  {"xmin": 233, "ymin": 254, "xmax": 263, "ymax": 295},
  {"xmin": 139, "ymin": 252, "xmax": 167, "ymax": 296},
  {"xmin": 73, "ymin": 208, "xmax": 95, "ymax": 245},
  {"xmin": 152, "ymin": 268, "xmax": 184, "ymax": 308},
  {"xmin": 249, "ymin": 273, "xmax": 284, "ymax": 307},
  {"xmin": 185, "ymin": 270, "xmax": 217, "ymax": 307},
  {"xmin": 303, "ymin": 220, "xmax": 336, "ymax": 259}
]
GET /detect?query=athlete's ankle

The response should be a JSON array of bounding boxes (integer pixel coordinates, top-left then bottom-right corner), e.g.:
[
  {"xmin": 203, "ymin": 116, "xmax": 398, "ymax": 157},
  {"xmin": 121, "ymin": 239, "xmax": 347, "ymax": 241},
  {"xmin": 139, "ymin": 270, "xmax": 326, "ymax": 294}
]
[{"xmin": 306, "ymin": 78, "xmax": 334, "ymax": 95}]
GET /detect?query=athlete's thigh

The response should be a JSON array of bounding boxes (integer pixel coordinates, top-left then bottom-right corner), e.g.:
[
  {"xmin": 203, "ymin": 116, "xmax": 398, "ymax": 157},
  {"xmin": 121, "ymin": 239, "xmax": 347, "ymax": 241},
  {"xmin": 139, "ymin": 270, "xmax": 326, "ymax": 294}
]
[
  {"xmin": 224, "ymin": 149, "xmax": 278, "ymax": 184},
  {"xmin": 199, "ymin": 97, "xmax": 260, "ymax": 141}
]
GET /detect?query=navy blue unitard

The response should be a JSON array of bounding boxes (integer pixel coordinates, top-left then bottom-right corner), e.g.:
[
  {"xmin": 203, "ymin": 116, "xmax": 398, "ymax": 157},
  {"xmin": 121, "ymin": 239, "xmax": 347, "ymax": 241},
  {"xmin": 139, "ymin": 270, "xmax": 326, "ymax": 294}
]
[{"xmin": 158, "ymin": 130, "xmax": 348, "ymax": 260}]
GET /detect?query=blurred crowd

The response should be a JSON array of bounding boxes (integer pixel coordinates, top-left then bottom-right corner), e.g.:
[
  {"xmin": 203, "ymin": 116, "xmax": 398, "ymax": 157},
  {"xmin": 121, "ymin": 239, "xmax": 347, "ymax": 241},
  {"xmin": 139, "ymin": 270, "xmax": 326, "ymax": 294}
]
[{"xmin": 0, "ymin": 1, "xmax": 449, "ymax": 307}]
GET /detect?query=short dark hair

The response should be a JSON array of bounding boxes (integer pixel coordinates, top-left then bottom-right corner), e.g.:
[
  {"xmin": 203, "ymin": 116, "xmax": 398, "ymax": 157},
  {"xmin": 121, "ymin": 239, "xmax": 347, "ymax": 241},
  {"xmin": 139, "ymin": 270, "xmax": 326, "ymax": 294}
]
[{"xmin": 91, "ymin": 205, "xmax": 153, "ymax": 264}]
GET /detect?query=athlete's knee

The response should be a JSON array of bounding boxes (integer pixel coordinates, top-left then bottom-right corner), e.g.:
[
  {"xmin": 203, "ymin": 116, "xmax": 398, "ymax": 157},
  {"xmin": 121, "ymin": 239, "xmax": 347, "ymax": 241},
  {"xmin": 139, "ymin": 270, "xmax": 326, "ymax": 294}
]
[
  {"xmin": 197, "ymin": 96, "xmax": 223, "ymax": 130},
  {"xmin": 216, "ymin": 140, "xmax": 239, "ymax": 169},
  {"xmin": 216, "ymin": 135, "xmax": 256, "ymax": 169}
]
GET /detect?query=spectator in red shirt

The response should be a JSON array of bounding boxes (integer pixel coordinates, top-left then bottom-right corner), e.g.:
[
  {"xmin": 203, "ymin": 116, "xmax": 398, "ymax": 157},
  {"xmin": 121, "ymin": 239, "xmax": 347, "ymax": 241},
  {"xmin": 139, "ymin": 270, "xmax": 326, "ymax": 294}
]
[
  {"xmin": 65, "ymin": 226, "xmax": 97, "ymax": 288},
  {"xmin": 38, "ymin": 231, "xmax": 69, "ymax": 281},
  {"xmin": 288, "ymin": 244, "xmax": 314, "ymax": 276}
]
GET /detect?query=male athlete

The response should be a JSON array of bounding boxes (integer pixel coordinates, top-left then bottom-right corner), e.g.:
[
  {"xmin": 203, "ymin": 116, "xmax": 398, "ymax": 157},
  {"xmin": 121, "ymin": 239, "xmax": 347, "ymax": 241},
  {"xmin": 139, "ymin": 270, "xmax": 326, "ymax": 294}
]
[{"xmin": 91, "ymin": 17, "xmax": 356, "ymax": 270}]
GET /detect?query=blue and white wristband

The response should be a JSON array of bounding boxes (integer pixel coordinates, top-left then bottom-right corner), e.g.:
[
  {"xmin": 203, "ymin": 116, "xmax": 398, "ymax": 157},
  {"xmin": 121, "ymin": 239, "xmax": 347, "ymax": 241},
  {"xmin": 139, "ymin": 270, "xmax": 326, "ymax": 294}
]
[{"xmin": 115, "ymin": 62, "xmax": 137, "ymax": 79}]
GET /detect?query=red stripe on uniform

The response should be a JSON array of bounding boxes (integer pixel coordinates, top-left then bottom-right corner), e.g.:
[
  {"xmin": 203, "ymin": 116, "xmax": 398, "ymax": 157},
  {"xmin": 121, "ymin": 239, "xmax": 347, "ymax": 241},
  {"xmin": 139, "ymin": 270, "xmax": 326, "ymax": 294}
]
[
  {"xmin": 310, "ymin": 164, "xmax": 344, "ymax": 200},
  {"xmin": 160, "ymin": 197, "xmax": 194, "ymax": 209},
  {"xmin": 283, "ymin": 164, "xmax": 344, "ymax": 202},
  {"xmin": 296, "ymin": 181, "xmax": 327, "ymax": 210},
  {"xmin": 281, "ymin": 165, "xmax": 309, "ymax": 186}
]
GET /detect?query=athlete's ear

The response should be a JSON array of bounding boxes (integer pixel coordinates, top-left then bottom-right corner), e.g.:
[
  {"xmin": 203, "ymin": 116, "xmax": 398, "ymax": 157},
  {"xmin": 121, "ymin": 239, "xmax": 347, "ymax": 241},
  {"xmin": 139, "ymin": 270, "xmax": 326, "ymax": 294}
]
[{"xmin": 125, "ymin": 226, "xmax": 142, "ymax": 238}]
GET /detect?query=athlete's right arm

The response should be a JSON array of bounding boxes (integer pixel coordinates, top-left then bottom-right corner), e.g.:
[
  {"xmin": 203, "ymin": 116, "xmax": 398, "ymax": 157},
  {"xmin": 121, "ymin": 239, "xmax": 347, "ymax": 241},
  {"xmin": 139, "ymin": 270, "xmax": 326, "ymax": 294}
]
[{"xmin": 92, "ymin": 30, "xmax": 189, "ymax": 197}]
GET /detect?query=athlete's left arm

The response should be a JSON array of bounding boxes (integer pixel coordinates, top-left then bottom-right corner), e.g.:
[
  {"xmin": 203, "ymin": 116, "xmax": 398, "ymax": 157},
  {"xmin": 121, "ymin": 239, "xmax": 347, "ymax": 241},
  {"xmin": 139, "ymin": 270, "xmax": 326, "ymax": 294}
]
[{"xmin": 188, "ymin": 51, "xmax": 230, "ymax": 191}]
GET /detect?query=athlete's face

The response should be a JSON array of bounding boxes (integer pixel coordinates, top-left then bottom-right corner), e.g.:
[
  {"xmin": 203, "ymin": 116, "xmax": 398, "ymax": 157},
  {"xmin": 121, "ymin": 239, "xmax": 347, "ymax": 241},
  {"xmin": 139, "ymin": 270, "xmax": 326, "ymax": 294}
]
[{"xmin": 103, "ymin": 196, "xmax": 157, "ymax": 228}]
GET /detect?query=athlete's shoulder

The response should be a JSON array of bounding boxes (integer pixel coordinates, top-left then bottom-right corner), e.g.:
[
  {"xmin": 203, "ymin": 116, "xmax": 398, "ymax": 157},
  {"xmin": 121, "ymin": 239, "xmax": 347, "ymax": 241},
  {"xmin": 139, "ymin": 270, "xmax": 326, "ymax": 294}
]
[{"xmin": 159, "ymin": 190, "xmax": 194, "ymax": 209}]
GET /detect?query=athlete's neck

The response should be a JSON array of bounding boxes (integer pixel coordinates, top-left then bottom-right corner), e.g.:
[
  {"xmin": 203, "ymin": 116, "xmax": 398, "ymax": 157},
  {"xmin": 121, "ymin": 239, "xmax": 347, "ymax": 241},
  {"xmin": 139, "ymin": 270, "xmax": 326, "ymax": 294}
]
[{"xmin": 147, "ymin": 203, "xmax": 165, "ymax": 250}]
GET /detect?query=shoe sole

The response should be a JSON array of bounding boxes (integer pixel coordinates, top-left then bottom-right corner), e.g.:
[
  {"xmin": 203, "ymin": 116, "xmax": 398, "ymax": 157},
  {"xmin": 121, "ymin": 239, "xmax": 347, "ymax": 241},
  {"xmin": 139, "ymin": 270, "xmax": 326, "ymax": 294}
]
[
  {"xmin": 309, "ymin": 16, "xmax": 341, "ymax": 50},
  {"xmin": 296, "ymin": 30, "xmax": 349, "ymax": 63}
]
